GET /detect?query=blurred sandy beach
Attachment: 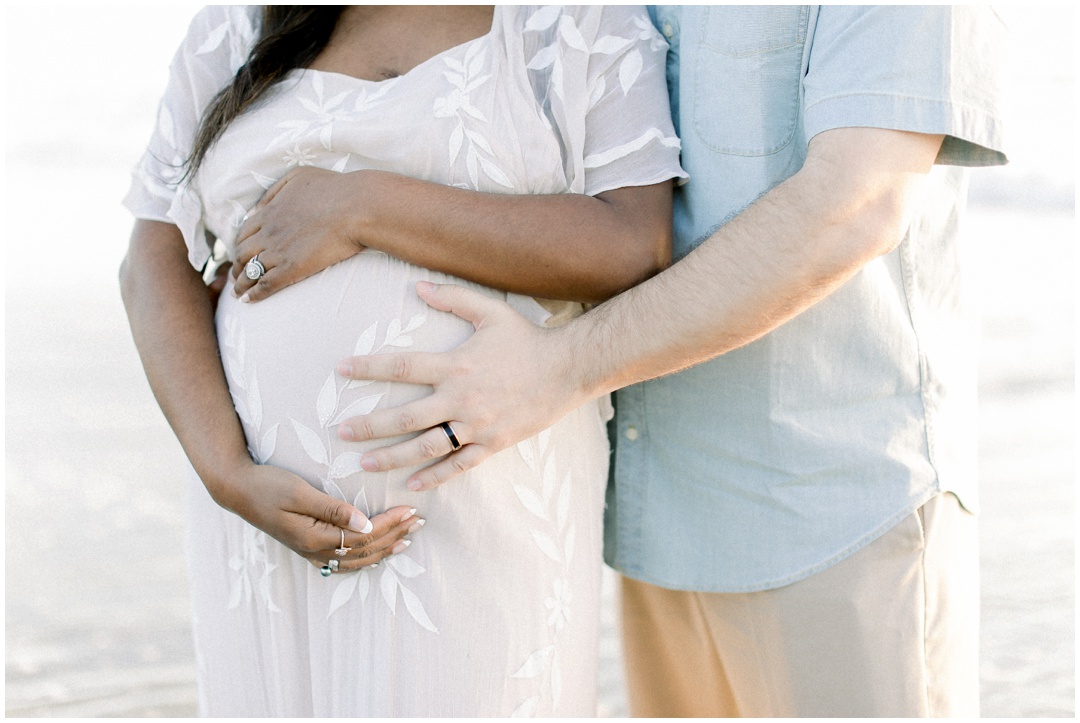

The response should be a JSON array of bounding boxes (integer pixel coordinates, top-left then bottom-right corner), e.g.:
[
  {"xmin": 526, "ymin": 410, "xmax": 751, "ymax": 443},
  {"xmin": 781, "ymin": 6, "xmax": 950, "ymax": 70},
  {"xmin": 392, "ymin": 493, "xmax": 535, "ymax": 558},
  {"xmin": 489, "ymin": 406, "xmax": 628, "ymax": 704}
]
[{"xmin": 5, "ymin": 6, "xmax": 1075, "ymax": 718}]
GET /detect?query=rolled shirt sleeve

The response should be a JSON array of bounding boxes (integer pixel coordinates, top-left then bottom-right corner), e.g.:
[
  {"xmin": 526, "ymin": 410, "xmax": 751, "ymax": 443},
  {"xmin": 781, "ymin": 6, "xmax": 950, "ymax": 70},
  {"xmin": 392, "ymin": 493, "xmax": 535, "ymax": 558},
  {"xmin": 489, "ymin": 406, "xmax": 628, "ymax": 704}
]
[{"xmin": 803, "ymin": 5, "xmax": 1007, "ymax": 167}]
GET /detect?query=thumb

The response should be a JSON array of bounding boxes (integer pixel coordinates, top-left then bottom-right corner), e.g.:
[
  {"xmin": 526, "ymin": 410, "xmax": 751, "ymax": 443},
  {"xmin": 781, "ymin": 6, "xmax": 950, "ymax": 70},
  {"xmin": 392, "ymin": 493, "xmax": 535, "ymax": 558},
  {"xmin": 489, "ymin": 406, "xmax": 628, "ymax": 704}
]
[
  {"xmin": 416, "ymin": 281, "xmax": 511, "ymax": 329},
  {"xmin": 293, "ymin": 482, "xmax": 373, "ymax": 534}
]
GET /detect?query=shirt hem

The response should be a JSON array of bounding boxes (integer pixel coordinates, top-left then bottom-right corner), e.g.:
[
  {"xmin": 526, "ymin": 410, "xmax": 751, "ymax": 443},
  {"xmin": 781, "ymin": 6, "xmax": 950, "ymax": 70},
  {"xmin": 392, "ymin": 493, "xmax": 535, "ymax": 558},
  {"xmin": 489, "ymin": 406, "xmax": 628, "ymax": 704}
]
[{"xmin": 606, "ymin": 483, "xmax": 964, "ymax": 594}]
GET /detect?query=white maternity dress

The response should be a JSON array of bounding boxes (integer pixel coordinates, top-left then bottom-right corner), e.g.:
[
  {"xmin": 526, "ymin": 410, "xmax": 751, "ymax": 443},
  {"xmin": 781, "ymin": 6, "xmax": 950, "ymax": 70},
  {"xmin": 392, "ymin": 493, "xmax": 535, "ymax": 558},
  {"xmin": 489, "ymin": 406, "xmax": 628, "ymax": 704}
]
[{"xmin": 124, "ymin": 5, "xmax": 685, "ymax": 716}]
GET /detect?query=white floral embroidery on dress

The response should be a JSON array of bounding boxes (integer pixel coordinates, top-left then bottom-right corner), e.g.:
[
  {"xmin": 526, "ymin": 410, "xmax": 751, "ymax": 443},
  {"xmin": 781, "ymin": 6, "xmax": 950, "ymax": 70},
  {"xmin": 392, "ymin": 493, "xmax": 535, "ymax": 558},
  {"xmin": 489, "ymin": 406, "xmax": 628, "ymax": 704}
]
[
  {"xmin": 509, "ymin": 425, "xmax": 576, "ymax": 713},
  {"xmin": 436, "ymin": 41, "xmax": 513, "ymax": 189},
  {"xmin": 282, "ymin": 145, "xmax": 317, "ymax": 168},
  {"xmin": 282, "ymin": 318, "xmax": 438, "ymax": 632},
  {"xmin": 268, "ymin": 71, "xmax": 354, "ymax": 151},
  {"xmin": 218, "ymin": 315, "xmax": 281, "ymax": 613},
  {"xmin": 227, "ymin": 521, "xmax": 282, "ymax": 613}
]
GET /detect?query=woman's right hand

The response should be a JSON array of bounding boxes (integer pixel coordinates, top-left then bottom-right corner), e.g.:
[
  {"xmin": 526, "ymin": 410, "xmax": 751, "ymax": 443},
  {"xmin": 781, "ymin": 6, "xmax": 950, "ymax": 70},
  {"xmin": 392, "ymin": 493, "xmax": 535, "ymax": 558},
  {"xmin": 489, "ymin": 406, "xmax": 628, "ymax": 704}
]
[
  {"xmin": 230, "ymin": 167, "xmax": 370, "ymax": 303},
  {"xmin": 213, "ymin": 459, "xmax": 422, "ymax": 573}
]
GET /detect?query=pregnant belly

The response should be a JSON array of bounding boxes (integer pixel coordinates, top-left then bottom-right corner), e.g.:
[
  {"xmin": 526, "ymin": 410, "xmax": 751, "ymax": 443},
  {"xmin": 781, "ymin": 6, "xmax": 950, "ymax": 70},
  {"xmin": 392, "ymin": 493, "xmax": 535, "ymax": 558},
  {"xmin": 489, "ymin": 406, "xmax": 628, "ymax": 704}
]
[{"xmin": 214, "ymin": 250, "xmax": 487, "ymax": 500}]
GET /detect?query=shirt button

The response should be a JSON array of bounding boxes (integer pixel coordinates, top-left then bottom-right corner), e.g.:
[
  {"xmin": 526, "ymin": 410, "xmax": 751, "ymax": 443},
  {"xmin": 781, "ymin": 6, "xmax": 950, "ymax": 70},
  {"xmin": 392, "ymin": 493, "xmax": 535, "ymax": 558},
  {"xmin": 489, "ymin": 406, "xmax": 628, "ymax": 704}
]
[
  {"xmin": 662, "ymin": 21, "xmax": 674, "ymax": 39},
  {"xmin": 625, "ymin": 426, "xmax": 640, "ymax": 442}
]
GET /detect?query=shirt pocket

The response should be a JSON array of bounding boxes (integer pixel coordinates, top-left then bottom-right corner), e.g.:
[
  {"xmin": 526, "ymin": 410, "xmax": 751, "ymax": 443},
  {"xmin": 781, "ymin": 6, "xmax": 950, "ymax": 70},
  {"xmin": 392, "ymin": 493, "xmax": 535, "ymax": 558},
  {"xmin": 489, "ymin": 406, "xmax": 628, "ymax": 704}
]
[{"xmin": 692, "ymin": 6, "xmax": 808, "ymax": 156}]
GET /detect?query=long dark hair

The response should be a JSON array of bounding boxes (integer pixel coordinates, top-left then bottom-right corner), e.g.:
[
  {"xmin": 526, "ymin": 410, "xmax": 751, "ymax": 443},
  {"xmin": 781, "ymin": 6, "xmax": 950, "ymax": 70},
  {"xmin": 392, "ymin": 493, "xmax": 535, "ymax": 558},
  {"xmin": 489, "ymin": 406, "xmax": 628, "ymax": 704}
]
[{"xmin": 185, "ymin": 6, "xmax": 344, "ymax": 179}]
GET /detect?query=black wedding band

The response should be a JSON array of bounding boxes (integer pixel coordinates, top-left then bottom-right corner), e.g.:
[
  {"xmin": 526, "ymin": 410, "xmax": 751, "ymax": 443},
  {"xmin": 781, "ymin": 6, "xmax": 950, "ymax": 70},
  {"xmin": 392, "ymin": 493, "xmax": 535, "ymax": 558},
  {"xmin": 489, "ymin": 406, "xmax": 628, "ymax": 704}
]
[{"xmin": 439, "ymin": 422, "xmax": 462, "ymax": 451}]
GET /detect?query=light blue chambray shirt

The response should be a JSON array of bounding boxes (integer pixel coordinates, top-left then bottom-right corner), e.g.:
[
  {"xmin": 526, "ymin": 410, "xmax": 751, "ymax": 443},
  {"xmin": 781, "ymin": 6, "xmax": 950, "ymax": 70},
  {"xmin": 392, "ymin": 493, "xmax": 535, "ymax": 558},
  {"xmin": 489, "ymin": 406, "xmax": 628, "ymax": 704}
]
[{"xmin": 605, "ymin": 6, "xmax": 1008, "ymax": 593}]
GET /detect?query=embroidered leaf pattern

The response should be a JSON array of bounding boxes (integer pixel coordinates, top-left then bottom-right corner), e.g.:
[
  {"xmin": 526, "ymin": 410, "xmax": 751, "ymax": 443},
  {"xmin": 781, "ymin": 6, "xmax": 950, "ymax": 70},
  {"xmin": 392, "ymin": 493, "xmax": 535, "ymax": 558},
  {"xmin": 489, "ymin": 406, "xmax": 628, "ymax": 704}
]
[
  {"xmin": 532, "ymin": 531, "xmax": 562, "ymax": 563},
  {"xmin": 524, "ymin": 5, "xmax": 560, "ymax": 31},
  {"xmin": 558, "ymin": 15, "xmax": 588, "ymax": 53},
  {"xmin": 258, "ymin": 424, "xmax": 278, "ymax": 464},
  {"xmin": 399, "ymin": 582, "xmax": 438, "ymax": 633},
  {"xmin": 329, "ymin": 452, "xmax": 362, "ymax": 480},
  {"xmin": 512, "ymin": 484, "xmax": 548, "ymax": 520},
  {"xmin": 316, "ymin": 373, "xmax": 338, "ymax": 427},
  {"xmin": 291, "ymin": 419, "xmax": 328, "ymax": 465},
  {"xmin": 511, "ymin": 646, "xmax": 554, "ymax": 678},
  {"xmin": 331, "ymin": 393, "xmax": 385, "ymax": 425},
  {"xmin": 329, "ymin": 577, "xmax": 357, "ymax": 616},
  {"xmin": 380, "ymin": 567, "xmax": 398, "ymax": 613},
  {"xmin": 195, "ymin": 20, "xmax": 230, "ymax": 55},
  {"xmin": 511, "ymin": 697, "xmax": 539, "ymax": 718},
  {"xmin": 619, "ymin": 49, "xmax": 643, "ymax": 94},
  {"xmin": 388, "ymin": 554, "xmax": 426, "ymax": 579}
]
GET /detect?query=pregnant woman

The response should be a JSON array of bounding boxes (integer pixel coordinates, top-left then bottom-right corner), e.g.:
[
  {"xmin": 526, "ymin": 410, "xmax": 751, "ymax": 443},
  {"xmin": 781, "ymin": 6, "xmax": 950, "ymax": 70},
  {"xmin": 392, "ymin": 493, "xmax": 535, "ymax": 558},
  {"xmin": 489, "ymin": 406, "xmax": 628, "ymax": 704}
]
[{"xmin": 121, "ymin": 5, "xmax": 684, "ymax": 716}]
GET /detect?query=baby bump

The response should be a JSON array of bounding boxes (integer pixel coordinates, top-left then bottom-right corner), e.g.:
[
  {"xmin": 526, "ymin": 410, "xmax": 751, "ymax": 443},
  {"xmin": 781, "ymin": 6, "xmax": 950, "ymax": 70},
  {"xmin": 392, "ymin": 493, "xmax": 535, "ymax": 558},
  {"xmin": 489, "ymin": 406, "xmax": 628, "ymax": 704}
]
[{"xmin": 215, "ymin": 250, "xmax": 485, "ymax": 507}]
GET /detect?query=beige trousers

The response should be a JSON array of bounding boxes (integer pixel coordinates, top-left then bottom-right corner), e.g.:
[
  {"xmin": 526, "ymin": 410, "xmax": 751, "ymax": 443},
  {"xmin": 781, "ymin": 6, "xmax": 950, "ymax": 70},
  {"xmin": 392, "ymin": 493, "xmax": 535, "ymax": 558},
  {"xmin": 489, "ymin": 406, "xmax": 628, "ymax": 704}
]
[{"xmin": 620, "ymin": 493, "xmax": 979, "ymax": 717}]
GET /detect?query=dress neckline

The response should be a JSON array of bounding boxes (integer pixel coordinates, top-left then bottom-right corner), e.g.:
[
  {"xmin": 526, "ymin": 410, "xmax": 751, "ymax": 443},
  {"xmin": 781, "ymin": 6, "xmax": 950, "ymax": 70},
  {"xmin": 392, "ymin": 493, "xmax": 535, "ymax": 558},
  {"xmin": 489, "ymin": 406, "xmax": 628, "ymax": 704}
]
[{"xmin": 294, "ymin": 9, "xmax": 497, "ymax": 87}]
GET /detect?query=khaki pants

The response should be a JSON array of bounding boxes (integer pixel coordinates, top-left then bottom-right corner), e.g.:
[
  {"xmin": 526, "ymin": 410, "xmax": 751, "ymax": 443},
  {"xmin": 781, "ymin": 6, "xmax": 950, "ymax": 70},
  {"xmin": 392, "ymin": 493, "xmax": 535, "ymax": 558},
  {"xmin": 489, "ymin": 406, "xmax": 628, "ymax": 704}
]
[{"xmin": 620, "ymin": 493, "xmax": 978, "ymax": 717}]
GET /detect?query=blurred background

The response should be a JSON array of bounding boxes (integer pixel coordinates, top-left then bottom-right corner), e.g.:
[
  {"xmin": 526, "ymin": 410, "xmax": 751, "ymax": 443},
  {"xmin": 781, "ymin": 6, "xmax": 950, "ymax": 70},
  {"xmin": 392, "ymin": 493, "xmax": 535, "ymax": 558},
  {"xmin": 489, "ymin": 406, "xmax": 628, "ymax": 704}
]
[{"xmin": 5, "ymin": 5, "xmax": 1074, "ymax": 717}]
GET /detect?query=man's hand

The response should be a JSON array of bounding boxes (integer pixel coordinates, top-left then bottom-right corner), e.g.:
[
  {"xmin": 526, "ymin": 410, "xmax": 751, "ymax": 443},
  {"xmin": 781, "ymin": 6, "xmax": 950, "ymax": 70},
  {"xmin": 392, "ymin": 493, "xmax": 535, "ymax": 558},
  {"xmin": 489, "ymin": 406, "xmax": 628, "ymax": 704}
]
[
  {"xmin": 334, "ymin": 281, "xmax": 592, "ymax": 491},
  {"xmin": 215, "ymin": 458, "xmax": 423, "ymax": 572},
  {"xmin": 230, "ymin": 167, "xmax": 368, "ymax": 302}
]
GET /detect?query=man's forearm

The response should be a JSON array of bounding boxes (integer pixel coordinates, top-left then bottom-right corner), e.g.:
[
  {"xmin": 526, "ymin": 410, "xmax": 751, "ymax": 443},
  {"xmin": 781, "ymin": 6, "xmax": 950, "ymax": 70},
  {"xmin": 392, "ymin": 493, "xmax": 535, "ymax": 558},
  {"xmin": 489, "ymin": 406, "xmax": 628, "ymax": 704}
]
[{"xmin": 568, "ymin": 128, "xmax": 944, "ymax": 395}]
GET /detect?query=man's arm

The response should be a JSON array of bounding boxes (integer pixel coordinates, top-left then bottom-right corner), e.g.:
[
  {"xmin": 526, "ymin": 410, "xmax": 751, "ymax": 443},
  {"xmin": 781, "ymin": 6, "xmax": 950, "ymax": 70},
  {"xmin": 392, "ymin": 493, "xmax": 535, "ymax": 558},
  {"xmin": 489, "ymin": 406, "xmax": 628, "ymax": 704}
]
[{"xmin": 335, "ymin": 127, "xmax": 944, "ymax": 489}]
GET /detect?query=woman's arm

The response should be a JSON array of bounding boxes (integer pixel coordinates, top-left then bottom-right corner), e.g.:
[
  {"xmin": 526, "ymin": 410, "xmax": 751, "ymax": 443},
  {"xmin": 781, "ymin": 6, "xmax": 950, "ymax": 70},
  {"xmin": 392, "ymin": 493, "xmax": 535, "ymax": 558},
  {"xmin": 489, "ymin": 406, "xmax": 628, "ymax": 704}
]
[
  {"xmin": 119, "ymin": 219, "xmax": 417, "ymax": 571},
  {"xmin": 229, "ymin": 168, "xmax": 673, "ymax": 304}
]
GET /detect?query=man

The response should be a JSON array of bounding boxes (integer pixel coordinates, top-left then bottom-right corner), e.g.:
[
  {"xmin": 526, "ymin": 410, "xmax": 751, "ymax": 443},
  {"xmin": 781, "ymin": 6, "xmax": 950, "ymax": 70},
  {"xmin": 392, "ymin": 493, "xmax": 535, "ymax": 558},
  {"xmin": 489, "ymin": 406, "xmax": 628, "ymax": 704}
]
[{"xmin": 333, "ymin": 6, "xmax": 1006, "ymax": 716}]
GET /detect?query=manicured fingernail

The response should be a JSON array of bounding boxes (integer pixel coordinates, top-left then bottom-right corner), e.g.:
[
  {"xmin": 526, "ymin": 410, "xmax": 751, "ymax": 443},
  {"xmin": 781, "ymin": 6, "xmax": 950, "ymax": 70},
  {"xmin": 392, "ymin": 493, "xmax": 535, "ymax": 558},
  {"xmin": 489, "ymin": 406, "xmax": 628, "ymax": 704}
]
[
  {"xmin": 337, "ymin": 363, "xmax": 353, "ymax": 377},
  {"xmin": 338, "ymin": 426, "xmax": 355, "ymax": 441},
  {"xmin": 416, "ymin": 281, "xmax": 436, "ymax": 294},
  {"xmin": 349, "ymin": 514, "xmax": 373, "ymax": 534},
  {"xmin": 407, "ymin": 519, "xmax": 426, "ymax": 534},
  {"xmin": 391, "ymin": 539, "xmax": 411, "ymax": 554},
  {"xmin": 369, "ymin": 563, "xmax": 379, "ymax": 569},
  {"xmin": 400, "ymin": 508, "xmax": 417, "ymax": 523},
  {"xmin": 360, "ymin": 454, "xmax": 379, "ymax": 472},
  {"xmin": 407, "ymin": 479, "xmax": 423, "ymax": 492},
  {"xmin": 240, "ymin": 293, "xmax": 251, "ymax": 303}
]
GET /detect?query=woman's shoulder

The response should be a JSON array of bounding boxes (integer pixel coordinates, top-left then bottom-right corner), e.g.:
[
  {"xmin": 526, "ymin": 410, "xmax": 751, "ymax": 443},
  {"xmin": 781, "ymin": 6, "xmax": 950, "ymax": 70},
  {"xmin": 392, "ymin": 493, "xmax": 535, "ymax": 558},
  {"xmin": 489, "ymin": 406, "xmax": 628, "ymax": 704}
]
[
  {"xmin": 502, "ymin": 5, "xmax": 658, "ymax": 45},
  {"xmin": 175, "ymin": 5, "xmax": 259, "ymax": 73}
]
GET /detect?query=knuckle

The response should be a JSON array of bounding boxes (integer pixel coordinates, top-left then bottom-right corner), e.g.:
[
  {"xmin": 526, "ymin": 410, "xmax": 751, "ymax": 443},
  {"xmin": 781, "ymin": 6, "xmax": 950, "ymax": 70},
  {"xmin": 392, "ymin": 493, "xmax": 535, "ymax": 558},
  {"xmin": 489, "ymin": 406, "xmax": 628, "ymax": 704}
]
[
  {"xmin": 450, "ymin": 456, "xmax": 471, "ymax": 476},
  {"xmin": 417, "ymin": 437, "xmax": 441, "ymax": 460},
  {"xmin": 390, "ymin": 355, "xmax": 412, "ymax": 382},
  {"xmin": 353, "ymin": 419, "xmax": 375, "ymax": 441},
  {"xmin": 322, "ymin": 501, "xmax": 347, "ymax": 528},
  {"xmin": 396, "ymin": 409, "xmax": 417, "ymax": 434}
]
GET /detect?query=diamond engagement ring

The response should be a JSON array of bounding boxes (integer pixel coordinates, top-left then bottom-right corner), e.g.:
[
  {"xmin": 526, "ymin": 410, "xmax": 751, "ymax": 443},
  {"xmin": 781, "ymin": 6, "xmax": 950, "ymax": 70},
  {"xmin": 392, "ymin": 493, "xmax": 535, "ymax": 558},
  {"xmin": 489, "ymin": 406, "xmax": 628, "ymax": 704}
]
[
  {"xmin": 335, "ymin": 529, "xmax": 352, "ymax": 557},
  {"xmin": 245, "ymin": 254, "xmax": 266, "ymax": 281},
  {"xmin": 328, "ymin": 559, "xmax": 340, "ymax": 573},
  {"xmin": 439, "ymin": 422, "xmax": 462, "ymax": 451}
]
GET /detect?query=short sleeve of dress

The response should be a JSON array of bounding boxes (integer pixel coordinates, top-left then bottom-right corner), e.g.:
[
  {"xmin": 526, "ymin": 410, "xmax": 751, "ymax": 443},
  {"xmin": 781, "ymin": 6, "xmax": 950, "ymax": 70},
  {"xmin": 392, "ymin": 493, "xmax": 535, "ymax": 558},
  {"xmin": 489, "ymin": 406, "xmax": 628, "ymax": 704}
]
[
  {"xmin": 121, "ymin": 5, "xmax": 259, "ymax": 270},
  {"xmin": 510, "ymin": 6, "xmax": 687, "ymax": 197},
  {"xmin": 804, "ymin": 6, "xmax": 1008, "ymax": 167}
]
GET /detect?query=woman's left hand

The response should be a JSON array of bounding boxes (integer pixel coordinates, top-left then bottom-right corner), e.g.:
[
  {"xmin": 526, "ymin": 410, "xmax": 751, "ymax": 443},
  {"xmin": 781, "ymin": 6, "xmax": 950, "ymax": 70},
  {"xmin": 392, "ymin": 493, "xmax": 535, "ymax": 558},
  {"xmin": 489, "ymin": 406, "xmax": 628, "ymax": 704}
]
[{"xmin": 231, "ymin": 167, "xmax": 369, "ymax": 302}]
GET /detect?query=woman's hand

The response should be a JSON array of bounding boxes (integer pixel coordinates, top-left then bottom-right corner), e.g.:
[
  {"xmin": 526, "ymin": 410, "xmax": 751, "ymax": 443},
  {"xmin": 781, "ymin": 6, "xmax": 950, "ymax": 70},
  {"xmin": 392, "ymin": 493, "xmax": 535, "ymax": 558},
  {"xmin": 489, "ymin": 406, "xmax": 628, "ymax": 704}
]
[
  {"xmin": 215, "ymin": 458, "xmax": 423, "ymax": 573},
  {"xmin": 231, "ymin": 167, "xmax": 370, "ymax": 302}
]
